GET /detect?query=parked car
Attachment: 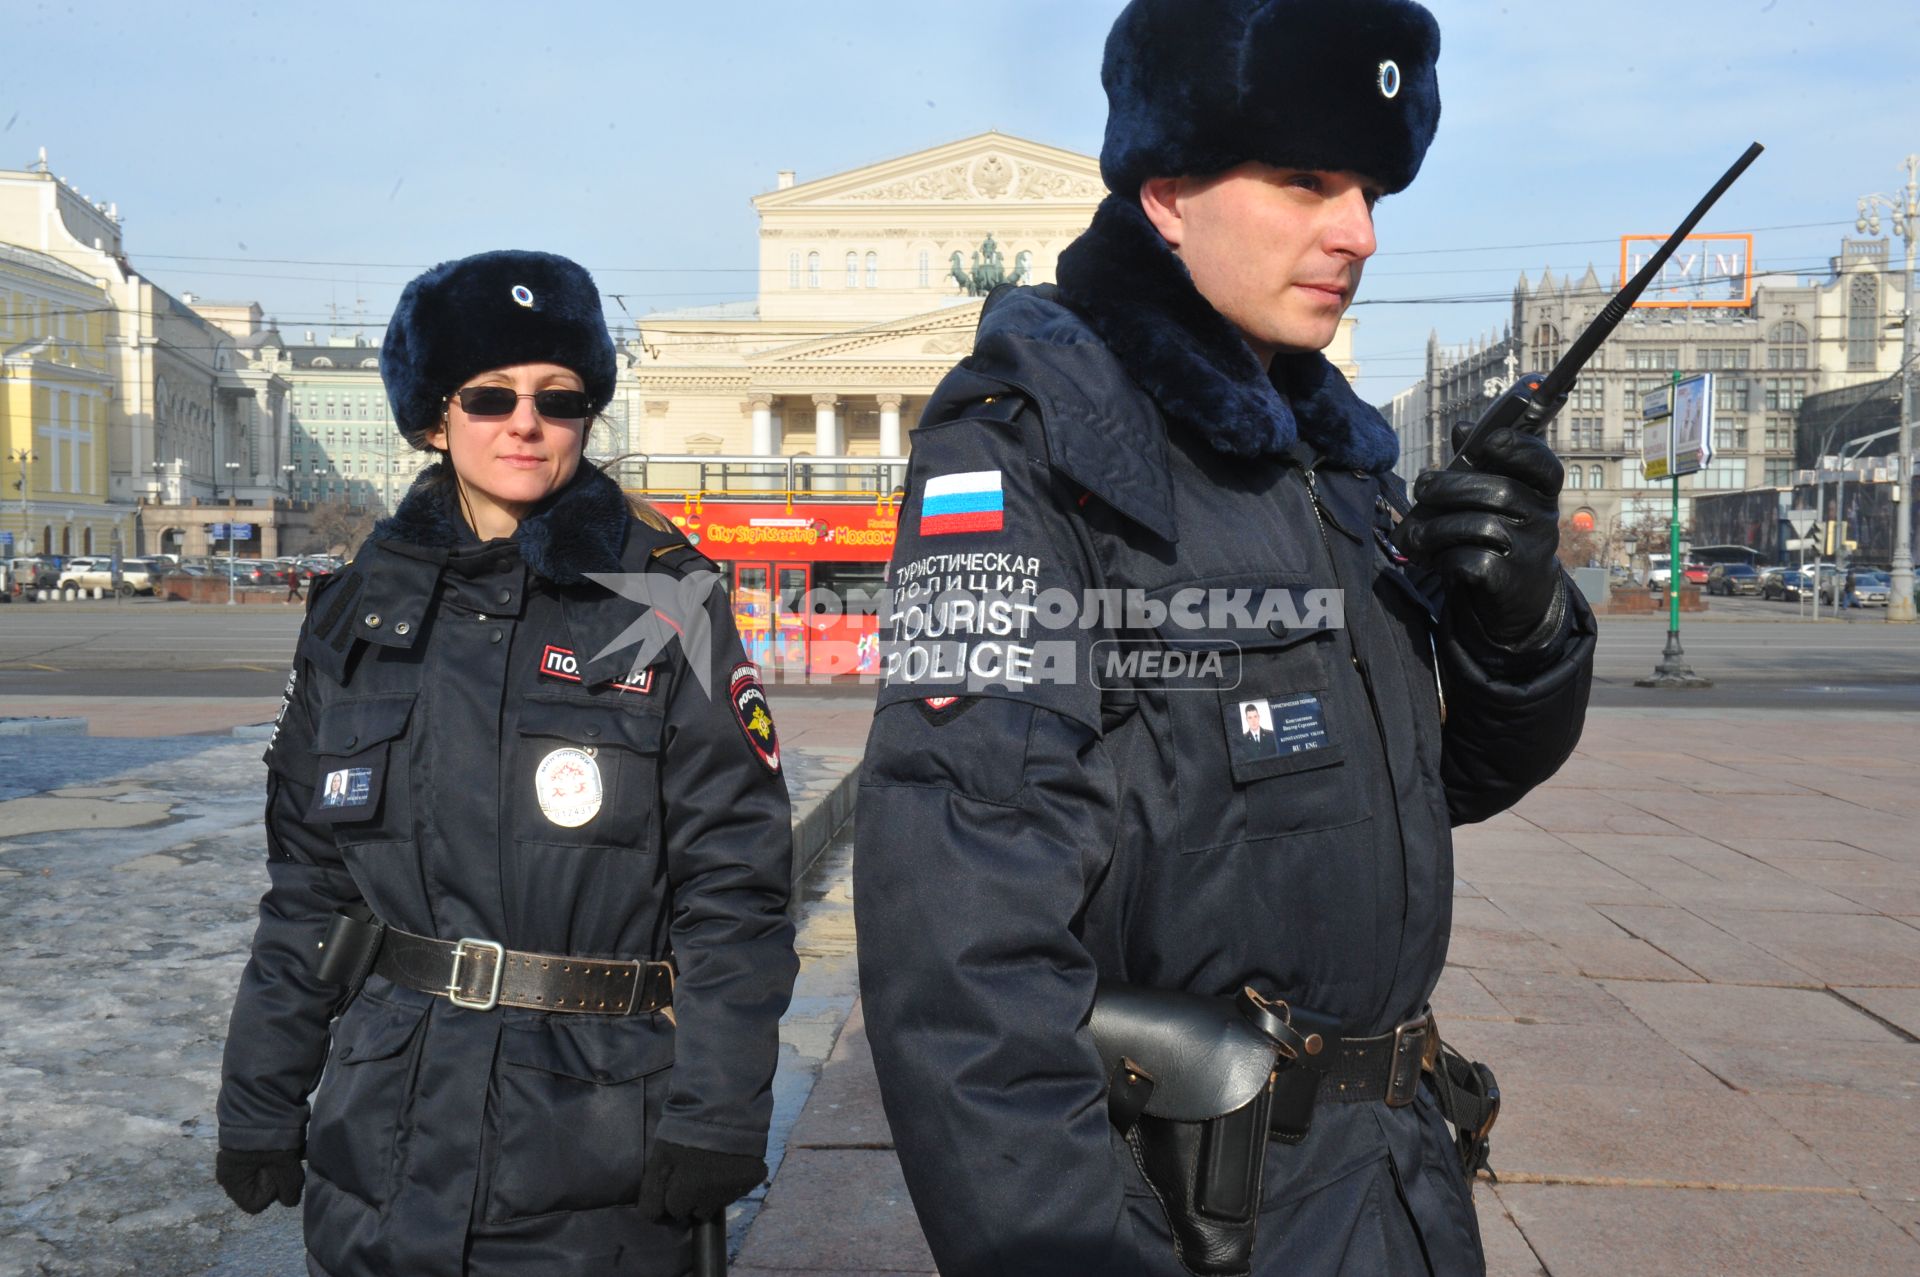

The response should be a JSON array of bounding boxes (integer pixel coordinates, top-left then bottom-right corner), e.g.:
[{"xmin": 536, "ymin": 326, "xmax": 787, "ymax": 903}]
[
  {"xmin": 1759, "ymin": 568, "xmax": 1814, "ymax": 601},
  {"xmin": 7, "ymin": 557, "xmax": 58, "ymax": 591},
  {"xmin": 1706, "ymin": 563, "xmax": 1760, "ymax": 596},
  {"xmin": 55, "ymin": 556, "xmax": 157, "ymax": 596},
  {"xmin": 1681, "ymin": 562, "xmax": 1711, "ymax": 585},
  {"xmin": 1824, "ymin": 569, "xmax": 1891, "ymax": 607}
]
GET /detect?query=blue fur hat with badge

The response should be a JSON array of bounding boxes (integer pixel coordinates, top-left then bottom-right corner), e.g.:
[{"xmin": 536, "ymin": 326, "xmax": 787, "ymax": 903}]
[
  {"xmin": 1099, "ymin": 0, "xmax": 1442, "ymax": 197},
  {"xmin": 381, "ymin": 249, "xmax": 618, "ymax": 447}
]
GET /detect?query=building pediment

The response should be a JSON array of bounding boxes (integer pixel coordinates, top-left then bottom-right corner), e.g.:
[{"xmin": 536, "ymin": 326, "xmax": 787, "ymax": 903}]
[
  {"xmin": 754, "ymin": 132, "xmax": 1103, "ymax": 210},
  {"xmin": 753, "ymin": 302, "xmax": 986, "ymax": 364}
]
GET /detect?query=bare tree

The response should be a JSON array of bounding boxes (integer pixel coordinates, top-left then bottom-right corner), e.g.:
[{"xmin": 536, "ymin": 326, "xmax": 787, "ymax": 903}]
[{"xmin": 307, "ymin": 500, "xmax": 379, "ymax": 558}]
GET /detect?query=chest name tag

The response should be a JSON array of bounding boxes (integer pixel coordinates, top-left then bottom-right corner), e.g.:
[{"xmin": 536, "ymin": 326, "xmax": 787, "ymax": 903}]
[
  {"xmin": 309, "ymin": 759, "xmax": 384, "ymax": 824},
  {"xmin": 535, "ymin": 747, "xmax": 603, "ymax": 828},
  {"xmin": 320, "ymin": 767, "xmax": 373, "ymax": 809},
  {"xmin": 1226, "ymin": 694, "xmax": 1332, "ymax": 768}
]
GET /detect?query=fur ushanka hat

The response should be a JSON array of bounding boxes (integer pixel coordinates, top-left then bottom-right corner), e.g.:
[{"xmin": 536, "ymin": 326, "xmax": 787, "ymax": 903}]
[
  {"xmin": 381, "ymin": 249, "xmax": 617, "ymax": 447},
  {"xmin": 1098, "ymin": 0, "xmax": 1442, "ymax": 197}
]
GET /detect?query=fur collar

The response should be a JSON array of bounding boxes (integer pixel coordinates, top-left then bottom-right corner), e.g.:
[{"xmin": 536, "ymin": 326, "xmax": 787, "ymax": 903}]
[
  {"xmin": 369, "ymin": 460, "xmax": 630, "ymax": 584},
  {"xmin": 1054, "ymin": 195, "xmax": 1399, "ymax": 474}
]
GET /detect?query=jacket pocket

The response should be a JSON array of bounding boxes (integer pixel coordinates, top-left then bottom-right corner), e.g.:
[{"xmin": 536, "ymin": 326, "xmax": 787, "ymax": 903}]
[
  {"xmin": 513, "ymin": 693, "xmax": 663, "ymax": 851},
  {"xmin": 306, "ymin": 994, "xmax": 428, "ymax": 1207},
  {"xmin": 483, "ymin": 1014, "xmax": 675, "ymax": 1222},
  {"xmin": 1171, "ymin": 628, "xmax": 1359, "ymax": 851},
  {"xmin": 309, "ymin": 693, "xmax": 416, "ymax": 841}
]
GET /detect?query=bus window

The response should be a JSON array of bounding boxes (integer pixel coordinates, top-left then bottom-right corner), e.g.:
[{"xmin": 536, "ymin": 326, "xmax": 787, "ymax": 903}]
[
  {"xmin": 777, "ymin": 567, "xmax": 809, "ymax": 615},
  {"xmin": 812, "ymin": 562, "xmax": 888, "ymax": 616}
]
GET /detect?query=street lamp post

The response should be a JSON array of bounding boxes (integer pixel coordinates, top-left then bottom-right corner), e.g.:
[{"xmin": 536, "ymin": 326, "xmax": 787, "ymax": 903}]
[
  {"xmin": 225, "ymin": 460, "xmax": 241, "ymax": 605},
  {"xmin": 1832, "ymin": 426, "xmax": 1902, "ymax": 606},
  {"xmin": 8, "ymin": 447, "xmax": 34, "ymax": 557},
  {"xmin": 1857, "ymin": 154, "xmax": 1918, "ymax": 622}
]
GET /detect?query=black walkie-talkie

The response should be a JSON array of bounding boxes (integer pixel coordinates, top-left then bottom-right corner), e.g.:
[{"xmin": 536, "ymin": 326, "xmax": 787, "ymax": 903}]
[{"xmin": 1446, "ymin": 142, "xmax": 1765, "ymax": 472}]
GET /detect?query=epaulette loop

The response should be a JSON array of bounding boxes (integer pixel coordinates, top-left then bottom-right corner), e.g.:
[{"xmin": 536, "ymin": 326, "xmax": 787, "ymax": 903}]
[{"xmin": 309, "ymin": 573, "xmax": 365, "ymax": 653}]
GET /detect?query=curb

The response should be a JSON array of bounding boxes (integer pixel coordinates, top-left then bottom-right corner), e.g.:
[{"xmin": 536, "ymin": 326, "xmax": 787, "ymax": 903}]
[
  {"xmin": 790, "ymin": 765, "xmax": 860, "ymax": 892},
  {"xmin": 0, "ymin": 716, "xmax": 88, "ymax": 737}
]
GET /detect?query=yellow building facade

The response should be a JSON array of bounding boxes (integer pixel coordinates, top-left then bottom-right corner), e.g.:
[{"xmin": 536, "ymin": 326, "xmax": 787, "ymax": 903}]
[{"xmin": 0, "ymin": 242, "xmax": 116, "ymax": 559}]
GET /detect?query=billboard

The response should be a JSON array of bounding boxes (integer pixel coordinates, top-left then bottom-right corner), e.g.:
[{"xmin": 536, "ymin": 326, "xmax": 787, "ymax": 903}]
[
  {"xmin": 1670, "ymin": 374, "xmax": 1714, "ymax": 478},
  {"xmin": 1619, "ymin": 233, "xmax": 1754, "ymax": 308}
]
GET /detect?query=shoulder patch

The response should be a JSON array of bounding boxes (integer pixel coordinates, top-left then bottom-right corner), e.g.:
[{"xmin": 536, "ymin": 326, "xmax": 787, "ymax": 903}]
[{"xmin": 728, "ymin": 662, "xmax": 780, "ymax": 774}]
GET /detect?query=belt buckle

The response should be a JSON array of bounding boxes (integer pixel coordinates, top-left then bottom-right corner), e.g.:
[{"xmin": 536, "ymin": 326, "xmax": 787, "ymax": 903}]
[
  {"xmin": 446, "ymin": 938, "xmax": 505, "ymax": 1011},
  {"xmin": 632, "ymin": 960, "xmax": 676, "ymax": 1014},
  {"xmin": 1385, "ymin": 1013, "xmax": 1435, "ymax": 1108}
]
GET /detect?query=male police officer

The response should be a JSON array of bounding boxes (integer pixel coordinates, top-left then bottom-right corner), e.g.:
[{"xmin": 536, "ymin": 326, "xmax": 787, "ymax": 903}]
[{"xmin": 854, "ymin": 2, "xmax": 1595, "ymax": 1274}]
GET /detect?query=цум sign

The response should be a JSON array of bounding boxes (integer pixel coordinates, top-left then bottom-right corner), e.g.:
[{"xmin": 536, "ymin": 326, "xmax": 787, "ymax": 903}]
[{"xmin": 1619, "ymin": 233, "xmax": 1754, "ymax": 308}]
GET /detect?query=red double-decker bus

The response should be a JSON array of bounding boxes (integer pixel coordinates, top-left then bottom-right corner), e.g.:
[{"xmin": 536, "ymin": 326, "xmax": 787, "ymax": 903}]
[{"xmin": 624, "ymin": 455, "xmax": 903, "ymax": 678}]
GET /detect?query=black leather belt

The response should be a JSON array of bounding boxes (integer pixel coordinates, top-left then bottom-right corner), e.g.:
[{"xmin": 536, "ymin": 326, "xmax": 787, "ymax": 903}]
[
  {"xmin": 372, "ymin": 929, "xmax": 675, "ymax": 1015},
  {"xmin": 311, "ymin": 904, "xmax": 676, "ymax": 1016},
  {"xmin": 1315, "ymin": 1012, "xmax": 1439, "ymax": 1107},
  {"xmin": 1237, "ymin": 990, "xmax": 1438, "ymax": 1110}
]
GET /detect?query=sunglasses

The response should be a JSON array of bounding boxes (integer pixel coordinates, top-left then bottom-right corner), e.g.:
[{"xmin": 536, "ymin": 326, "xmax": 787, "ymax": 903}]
[{"xmin": 452, "ymin": 386, "xmax": 594, "ymax": 420}]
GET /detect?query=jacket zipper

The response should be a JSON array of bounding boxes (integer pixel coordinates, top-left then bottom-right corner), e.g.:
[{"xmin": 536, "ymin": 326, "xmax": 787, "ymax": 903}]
[{"xmin": 1298, "ymin": 464, "xmax": 1414, "ymax": 1028}]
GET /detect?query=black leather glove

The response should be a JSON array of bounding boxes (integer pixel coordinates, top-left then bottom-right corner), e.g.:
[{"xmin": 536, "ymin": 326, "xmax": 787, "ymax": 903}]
[
  {"xmin": 1399, "ymin": 425, "xmax": 1566, "ymax": 648},
  {"xmin": 215, "ymin": 1146, "xmax": 304, "ymax": 1215},
  {"xmin": 638, "ymin": 1139, "xmax": 767, "ymax": 1222}
]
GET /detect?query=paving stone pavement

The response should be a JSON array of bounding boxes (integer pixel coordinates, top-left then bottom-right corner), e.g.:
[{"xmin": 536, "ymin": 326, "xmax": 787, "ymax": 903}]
[
  {"xmin": 736, "ymin": 708, "xmax": 1920, "ymax": 1276},
  {"xmin": 0, "ymin": 693, "xmax": 872, "ymax": 1277}
]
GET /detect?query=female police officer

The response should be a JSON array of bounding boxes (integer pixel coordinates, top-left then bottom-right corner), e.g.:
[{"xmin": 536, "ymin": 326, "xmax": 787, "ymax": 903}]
[{"xmin": 215, "ymin": 250, "xmax": 797, "ymax": 1276}]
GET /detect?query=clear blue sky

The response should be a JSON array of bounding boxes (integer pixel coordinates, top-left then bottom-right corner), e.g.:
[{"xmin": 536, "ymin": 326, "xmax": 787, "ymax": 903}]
[{"xmin": 7, "ymin": 0, "xmax": 1916, "ymax": 404}]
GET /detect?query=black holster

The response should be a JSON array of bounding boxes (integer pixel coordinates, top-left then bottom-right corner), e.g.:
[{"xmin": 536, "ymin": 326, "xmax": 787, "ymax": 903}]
[
  {"xmin": 1089, "ymin": 984, "xmax": 1335, "ymax": 1277},
  {"xmin": 313, "ymin": 904, "xmax": 386, "ymax": 992}
]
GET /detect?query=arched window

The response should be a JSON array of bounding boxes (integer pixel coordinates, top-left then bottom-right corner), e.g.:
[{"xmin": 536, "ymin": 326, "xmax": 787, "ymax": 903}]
[
  {"xmin": 788, "ymin": 252, "xmax": 800, "ymax": 289},
  {"xmin": 807, "ymin": 252, "xmax": 820, "ymax": 288},
  {"xmin": 1530, "ymin": 323, "xmax": 1562, "ymax": 370},
  {"xmin": 865, "ymin": 252, "xmax": 879, "ymax": 288},
  {"xmin": 1766, "ymin": 320, "xmax": 1809, "ymax": 369},
  {"xmin": 1567, "ymin": 465, "xmax": 1584, "ymax": 490},
  {"xmin": 1848, "ymin": 275, "xmax": 1879, "ymax": 369},
  {"xmin": 846, "ymin": 252, "xmax": 860, "ymax": 288},
  {"xmin": 83, "ymin": 527, "xmax": 94, "ymax": 554}
]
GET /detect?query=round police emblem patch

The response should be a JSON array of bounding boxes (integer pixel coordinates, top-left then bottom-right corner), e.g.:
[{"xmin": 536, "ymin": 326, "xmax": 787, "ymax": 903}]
[
  {"xmin": 729, "ymin": 663, "xmax": 781, "ymax": 773},
  {"xmin": 535, "ymin": 747, "xmax": 602, "ymax": 826},
  {"xmin": 1377, "ymin": 60, "xmax": 1401, "ymax": 99},
  {"xmin": 510, "ymin": 284, "xmax": 535, "ymax": 308}
]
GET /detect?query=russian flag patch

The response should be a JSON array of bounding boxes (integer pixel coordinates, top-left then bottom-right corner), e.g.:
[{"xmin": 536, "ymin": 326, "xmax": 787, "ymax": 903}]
[{"xmin": 919, "ymin": 470, "xmax": 1004, "ymax": 536}]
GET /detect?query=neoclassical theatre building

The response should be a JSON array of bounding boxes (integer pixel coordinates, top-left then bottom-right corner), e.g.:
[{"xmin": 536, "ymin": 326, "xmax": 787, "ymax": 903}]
[{"xmin": 616, "ymin": 131, "xmax": 1357, "ymax": 489}]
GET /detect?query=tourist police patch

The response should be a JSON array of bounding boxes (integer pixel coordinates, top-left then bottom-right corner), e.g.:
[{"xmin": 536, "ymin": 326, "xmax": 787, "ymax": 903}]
[{"xmin": 729, "ymin": 662, "xmax": 781, "ymax": 773}]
